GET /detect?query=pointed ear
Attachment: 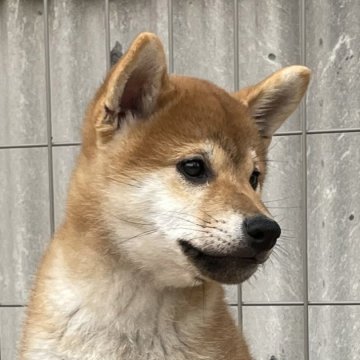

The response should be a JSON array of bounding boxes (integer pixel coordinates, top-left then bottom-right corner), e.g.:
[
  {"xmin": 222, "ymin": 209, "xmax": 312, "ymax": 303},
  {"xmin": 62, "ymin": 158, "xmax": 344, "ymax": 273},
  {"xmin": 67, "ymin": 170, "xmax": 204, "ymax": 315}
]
[
  {"xmin": 234, "ymin": 66, "xmax": 310, "ymax": 141},
  {"xmin": 94, "ymin": 32, "xmax": 168, "ymax": 144}
]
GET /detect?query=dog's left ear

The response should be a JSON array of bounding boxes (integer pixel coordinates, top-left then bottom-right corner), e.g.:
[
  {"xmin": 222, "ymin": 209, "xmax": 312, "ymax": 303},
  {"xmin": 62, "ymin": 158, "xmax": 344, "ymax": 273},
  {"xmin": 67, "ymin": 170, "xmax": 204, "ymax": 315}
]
[
  {"xmin": 234, "ymin": 66, "xmax": 310, "ymax": 145},
  {"xmin": 93, "ymin": 32, "xmax": 168, "ymax": 145}
]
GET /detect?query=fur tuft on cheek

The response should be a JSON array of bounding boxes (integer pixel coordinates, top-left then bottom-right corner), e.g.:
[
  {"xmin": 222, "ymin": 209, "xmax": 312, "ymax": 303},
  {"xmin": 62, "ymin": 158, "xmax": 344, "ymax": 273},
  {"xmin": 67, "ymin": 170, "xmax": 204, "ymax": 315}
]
[{"xmin": 100, "ymin": 170, "xmax": 203, "ymax": 288}]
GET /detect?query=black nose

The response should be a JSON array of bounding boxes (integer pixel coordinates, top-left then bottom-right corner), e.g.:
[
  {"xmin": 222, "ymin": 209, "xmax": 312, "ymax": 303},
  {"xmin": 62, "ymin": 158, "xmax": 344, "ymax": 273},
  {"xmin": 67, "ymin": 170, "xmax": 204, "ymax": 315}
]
[{"xmin": 244, "ymin": 215, "xmax": 281, "ymax": 252}]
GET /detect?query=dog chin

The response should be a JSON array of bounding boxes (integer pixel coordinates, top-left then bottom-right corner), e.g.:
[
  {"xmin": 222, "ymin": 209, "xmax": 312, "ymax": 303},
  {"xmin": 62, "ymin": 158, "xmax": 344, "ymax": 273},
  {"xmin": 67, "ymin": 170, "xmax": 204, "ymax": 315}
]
[{"xmin": 197, "ymin": 261, "xmax": 258, "ymax": 285}]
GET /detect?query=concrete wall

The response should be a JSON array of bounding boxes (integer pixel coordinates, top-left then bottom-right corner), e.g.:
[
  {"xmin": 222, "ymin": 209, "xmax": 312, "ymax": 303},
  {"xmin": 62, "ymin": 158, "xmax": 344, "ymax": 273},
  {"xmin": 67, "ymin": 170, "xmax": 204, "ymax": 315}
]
[{"xmin": 1, "ymin": 1, "xmax": 359, "ymax": 359}]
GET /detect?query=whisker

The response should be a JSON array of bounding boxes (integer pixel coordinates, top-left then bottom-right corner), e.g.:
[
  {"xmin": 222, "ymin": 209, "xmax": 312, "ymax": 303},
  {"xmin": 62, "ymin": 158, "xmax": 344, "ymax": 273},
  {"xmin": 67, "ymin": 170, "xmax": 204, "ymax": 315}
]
[
  {"xmin": 114, "ymin": 216, "xmax": 153, "ymax": 227},
  {"xmin": 169, "ymin": 218, "xmax": 221, "ymax": 231},
  {"xmin": 168, "ymin": 210, "xmax": 213, "ymax": 225},
  {"xmin": 106, "ymin": 176, "xmax": 141, "ymax": 188},
  {"xmin": 266, "ymin": 206, "xmax": 300, "ymax": 209},
  {"xmin": 262, "ymin": 198, "xmax": 292, "ymax": 204},
  {"xmin": 146, "ymin": 209, "xmax": 221, "ymax": 230},
  {"xmin": 117, "ymin": 229, "xmax": 158, "ymax": 245},
  {"xmin": 278, "ymin": 236, "xmax": 296, "ymax": 241},
  {"xmin": 274, "ymin": 244, "xmax": 290, "ymax": 257},
  {"xmin": 182, "ymin": 234, "xmax": 220, "ymax": 242},
  {"xmin": 171, "ymin": 227, "xmax": 211, "ymax": 235},
  {"xmin": 271, "ymin": 249, "xmax": 283, "ymax": 263},
  {"xmin": 264, "ymin": 159, "xmax": 289, "ymax": 163},
  {"xmin": 197, "ymin": 208, "xmax": 220, "ymax": 223},
  {"xmin": 268, "ymin": 140, "xmax": 281, "ymax": 152}
]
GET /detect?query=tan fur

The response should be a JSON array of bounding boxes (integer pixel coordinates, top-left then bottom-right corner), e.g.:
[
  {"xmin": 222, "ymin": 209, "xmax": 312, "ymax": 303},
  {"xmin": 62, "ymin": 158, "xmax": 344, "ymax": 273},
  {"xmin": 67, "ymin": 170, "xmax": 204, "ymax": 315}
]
[{"xmin": 20, "ymin": 33, "xmax": 310, "ymax": 359}]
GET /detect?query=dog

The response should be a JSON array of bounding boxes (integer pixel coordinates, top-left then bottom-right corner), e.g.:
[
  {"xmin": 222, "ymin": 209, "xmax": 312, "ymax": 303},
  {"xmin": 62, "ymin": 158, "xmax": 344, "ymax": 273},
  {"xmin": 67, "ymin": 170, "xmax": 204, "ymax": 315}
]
[{"xmin": 20, "ymin": 32, "xmax": 310, "ymax": 359}]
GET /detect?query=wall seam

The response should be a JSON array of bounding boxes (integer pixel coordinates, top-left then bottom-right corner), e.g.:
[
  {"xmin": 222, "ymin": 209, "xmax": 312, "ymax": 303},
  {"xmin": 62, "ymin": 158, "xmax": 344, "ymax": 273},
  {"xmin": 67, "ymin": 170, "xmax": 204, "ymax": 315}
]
[
  {"xmin": 43, "ymin": 0, "xmax": 55, "ymax": 235},
  {"xmin": 233, "ymin": 0, "xmax": 243, "ymax": 330},
  {"xmin": 167, "ymin": 0, "xmax": 174, "ymax": 73},
  {"xmin": 105, "ymin": 0, "xmax": 111, "ymax": 71},
  {"xmin": 1, "ymin": 128, "xmax": 360, "ymax": 151},
  {"xmin": 300, "ymin": 0, "xmax": 310, "ymax": 358}
]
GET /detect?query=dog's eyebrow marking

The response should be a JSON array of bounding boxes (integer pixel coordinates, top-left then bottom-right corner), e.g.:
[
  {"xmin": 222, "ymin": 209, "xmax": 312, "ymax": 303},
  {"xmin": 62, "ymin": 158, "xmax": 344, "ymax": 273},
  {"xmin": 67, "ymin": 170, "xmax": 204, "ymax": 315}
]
[
  {"xmin": 215, "ymin": 135, "xmax": 239, "ymax": 161},
  {"xmin": 250, "ymin": 149, "xmax": 258, "ymax": 162},
  {"xmin": 250, "ymin": 148, "xmax": 260, "ymax": 175},
  {"xmin": 204, "ymin": 137, "xmax": 247, "ymax": 166}
]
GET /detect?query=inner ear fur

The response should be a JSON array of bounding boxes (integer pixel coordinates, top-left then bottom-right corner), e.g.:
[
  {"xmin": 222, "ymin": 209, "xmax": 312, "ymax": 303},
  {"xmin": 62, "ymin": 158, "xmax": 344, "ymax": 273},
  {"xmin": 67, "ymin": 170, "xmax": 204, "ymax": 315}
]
[
  {"xmin": 234, "ymin": 66, "xmax": 311, "ymax": 140},
  {"xmin": 95, "ymin": 32, "xmax": 168, "ymax": 144}
]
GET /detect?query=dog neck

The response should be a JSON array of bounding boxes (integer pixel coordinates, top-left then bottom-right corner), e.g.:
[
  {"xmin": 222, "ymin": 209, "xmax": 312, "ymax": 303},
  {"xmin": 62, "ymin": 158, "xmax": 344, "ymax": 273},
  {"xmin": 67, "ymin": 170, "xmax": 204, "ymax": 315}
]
[{"xmin": 45, "ymin": 224, "xmax": 223, "ymax": 358}]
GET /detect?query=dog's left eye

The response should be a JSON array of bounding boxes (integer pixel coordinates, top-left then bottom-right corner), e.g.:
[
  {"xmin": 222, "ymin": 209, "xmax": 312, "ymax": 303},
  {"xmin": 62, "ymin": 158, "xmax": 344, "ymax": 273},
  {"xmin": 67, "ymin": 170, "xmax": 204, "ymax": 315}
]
[
  {"xmin": 249, "ymin": 169, "xmax": 260, "ymax": 190},
  {"xmin": 177, "ymin": 158, "xmax": 208, "ymax": 184}
]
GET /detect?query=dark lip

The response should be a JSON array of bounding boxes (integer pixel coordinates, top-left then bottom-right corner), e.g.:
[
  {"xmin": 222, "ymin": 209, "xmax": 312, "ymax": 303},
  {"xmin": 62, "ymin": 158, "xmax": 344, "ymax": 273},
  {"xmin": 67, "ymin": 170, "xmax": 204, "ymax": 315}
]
[{"xmin": 179, "ymin": 240, "xmax": 261, "ymax": 265}]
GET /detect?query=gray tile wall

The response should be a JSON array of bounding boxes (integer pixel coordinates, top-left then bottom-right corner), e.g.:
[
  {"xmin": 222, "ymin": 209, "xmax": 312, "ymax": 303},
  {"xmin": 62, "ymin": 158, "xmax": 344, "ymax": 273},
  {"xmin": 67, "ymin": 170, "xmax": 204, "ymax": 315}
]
[
  {"xmin": 306, "ymin": 0, "xmax": 360, "ymax": 131},
  {"xmin": 0, "ymin": 308, "xmax": 25, "ymax": 360},
  {"xmin": 243, "ymin": 306, "xmax": 304, "ymax": 359},
  {"xmin": 0, "ymin": 148, "xmax": 50, "ymax": 305},
  {"xmin": 309, "ymin": 306, "xmax": 360, "ymax": 360},
  {"xmin": 0, "ymin": 0, "xmax": 47, "ymax": 146},
  {"xmin": 173, "ymin": 0, "xmax": 235, "ymax": 91},
  {"xmin": 49, "ymin": 0, "xmax": 107, "ymax": 143},
  {"xmin": 237, "ymin": 0, "xmax": 301, "ymax": 132},
  {"xmin": 0, "ymin": 1, "xmax": 359, "ymax": 359}
]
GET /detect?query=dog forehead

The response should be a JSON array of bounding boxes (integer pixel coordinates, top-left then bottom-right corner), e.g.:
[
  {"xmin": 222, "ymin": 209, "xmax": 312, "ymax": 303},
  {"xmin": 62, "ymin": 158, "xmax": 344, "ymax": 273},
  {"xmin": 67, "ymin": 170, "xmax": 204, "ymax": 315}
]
[
  {"xmin": 115, "ymin": 76, "xmax": 262, "ymax": 169},
  {"xmin": 156, "ymin": 76, "xmax": 259, "ymax": 158}
]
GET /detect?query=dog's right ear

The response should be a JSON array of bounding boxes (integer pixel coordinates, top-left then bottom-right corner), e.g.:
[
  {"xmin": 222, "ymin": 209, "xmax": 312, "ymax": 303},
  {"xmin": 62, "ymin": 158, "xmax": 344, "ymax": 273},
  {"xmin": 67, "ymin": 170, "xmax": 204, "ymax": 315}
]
[
  {"xmin": 233, "ymin": 66, "xmax": 310, "ymax": 148},
  {"xmin": 93, "ymin": 32, "xmax": 168, "ymax": 146}
]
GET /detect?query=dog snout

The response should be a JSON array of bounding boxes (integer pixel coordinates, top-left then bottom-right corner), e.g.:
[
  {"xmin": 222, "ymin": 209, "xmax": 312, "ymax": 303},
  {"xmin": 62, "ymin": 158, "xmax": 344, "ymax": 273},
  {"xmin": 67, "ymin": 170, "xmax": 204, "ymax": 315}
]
[{"xmin": 243, "ymin": 215, "xmax": 281, "ymax": 252}]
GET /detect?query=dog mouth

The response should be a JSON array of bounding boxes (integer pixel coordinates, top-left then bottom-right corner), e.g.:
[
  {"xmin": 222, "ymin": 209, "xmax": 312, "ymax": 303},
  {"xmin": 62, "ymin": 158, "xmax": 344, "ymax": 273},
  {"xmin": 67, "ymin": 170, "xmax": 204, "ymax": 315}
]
[
  {"xmin": 179, "ymin": 240, "xmax": 267, "ymax": 284},
  {"xmin": 179, "ymin": 240, "xmax": 261, "ymax": 264}
]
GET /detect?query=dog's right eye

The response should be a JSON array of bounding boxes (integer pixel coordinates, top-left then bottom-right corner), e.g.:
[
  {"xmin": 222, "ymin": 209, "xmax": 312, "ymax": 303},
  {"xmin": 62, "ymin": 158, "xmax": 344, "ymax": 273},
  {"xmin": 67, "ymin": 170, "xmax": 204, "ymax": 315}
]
[
  {"xmin": 177, "ymin": 158, "xmax": 209, "ymax": 184},
  {"xmin": 249, "ymin": 169, "xmax": 260, "ymax": 190}
]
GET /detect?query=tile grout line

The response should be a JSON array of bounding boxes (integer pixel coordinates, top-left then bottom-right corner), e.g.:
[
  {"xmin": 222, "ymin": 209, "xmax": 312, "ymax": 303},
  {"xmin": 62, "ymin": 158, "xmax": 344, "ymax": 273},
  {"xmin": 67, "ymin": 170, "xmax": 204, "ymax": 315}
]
[
  {"xmin": 3, "ymin": 301, "xmax": 360, "ymax": 308},
  {"xmin": 1, "ymin": 128, "xmax": 359, "ymax": 150},
  {"xmin": 0, "ymin": 143, "xmax": 82, "ymax": 150},
  {"xmin": 43, "ymin": 0, "xmax": 55, "ymax": 235},
  {"xmin": 167, "ymin": 0, "xmax": 174, "ymax": 73},
  {"xmin": 52, "ymin": 142, "xmax": 81, "ymax": 147},
  {"xmin": 306, "ymin": 128, "xmax": 360, "ymax": 134},
  {"xmin": 300, "ymin": 0, "xmax": 310, "ymax": 359},
  {"xmin": 105, "ymin": 0, "xmax": 111, "ymax": 71},
  {"xmin": 233, "ymin": 0, "xmax": 243, "ymax": 330}
]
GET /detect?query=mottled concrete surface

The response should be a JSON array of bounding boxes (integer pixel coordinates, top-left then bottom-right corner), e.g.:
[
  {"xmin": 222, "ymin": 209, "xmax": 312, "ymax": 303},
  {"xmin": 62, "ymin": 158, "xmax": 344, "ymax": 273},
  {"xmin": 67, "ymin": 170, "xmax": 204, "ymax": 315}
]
[
  {"xmin": 0, "ymin": 148, "xmax": 50, "ymax": 305},
  {"xmin": 0, "ymin": 308, "xmax": 25, "ymax": 359},
  {"xmin": 243, "ymin": 306, "xmax": 304, "ymax": 359},
  {"xmin": 308, "ymin": 133, "xmax": 360, "ymax": 301},
  {"xmin": 306, "ymin": 0, "xmax": 360, "ymax": 130},
  {"xmin": 110, "ymin": 0, "xmax": 169, "ymax": 64},
  {"xmin": 309, "ymin": 306, "xmax": 360, "ymax": 360},
  {"xmin": 1, "ymin": 1, "xmax": 359, "ymax": 359},
  {"xmin": 49, "ymin": 0, "xmax": 107, "ymax": 143},
  {"xmin": 0, "ymin": 0, "xmax": 46, "ymax": 146},
  {"xmin": 237, "ymin": 0, "xmax": 301, "ymax": 132},
  {"xmin": 173, "ymin": 0, "xmax": 234, "ymax": 91}
]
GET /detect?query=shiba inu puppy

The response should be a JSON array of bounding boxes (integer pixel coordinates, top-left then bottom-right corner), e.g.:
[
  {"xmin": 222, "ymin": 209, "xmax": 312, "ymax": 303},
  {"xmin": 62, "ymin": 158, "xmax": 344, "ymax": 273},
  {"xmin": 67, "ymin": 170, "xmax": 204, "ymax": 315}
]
[{"xmin": 20, "ymin": 33, "xmax": 310, "ymax": 359}]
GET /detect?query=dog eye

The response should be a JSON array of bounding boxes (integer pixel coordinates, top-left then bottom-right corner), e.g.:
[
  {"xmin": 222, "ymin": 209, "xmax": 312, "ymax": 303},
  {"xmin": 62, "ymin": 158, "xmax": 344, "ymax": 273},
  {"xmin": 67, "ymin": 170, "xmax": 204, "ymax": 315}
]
[
  {"xmin": 177, "ymin": 158, "xmax": 208, "ymax": 184},
  {"xmin": 249, "ymin": 169, "xmax": 260, "ymax": 190}
]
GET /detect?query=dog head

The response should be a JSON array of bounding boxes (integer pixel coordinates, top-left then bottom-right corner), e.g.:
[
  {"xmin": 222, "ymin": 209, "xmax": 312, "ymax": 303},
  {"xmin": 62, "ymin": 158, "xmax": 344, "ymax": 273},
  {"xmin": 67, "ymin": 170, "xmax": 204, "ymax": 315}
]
[{"xmin": 72, "ymin": 33, "xmax": 310, "ymax": 288}]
